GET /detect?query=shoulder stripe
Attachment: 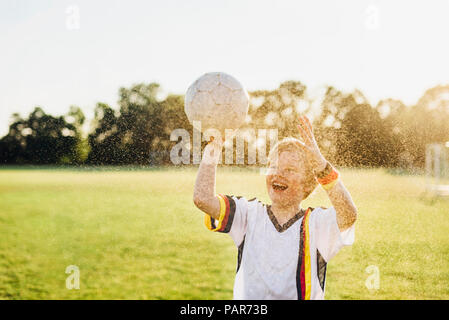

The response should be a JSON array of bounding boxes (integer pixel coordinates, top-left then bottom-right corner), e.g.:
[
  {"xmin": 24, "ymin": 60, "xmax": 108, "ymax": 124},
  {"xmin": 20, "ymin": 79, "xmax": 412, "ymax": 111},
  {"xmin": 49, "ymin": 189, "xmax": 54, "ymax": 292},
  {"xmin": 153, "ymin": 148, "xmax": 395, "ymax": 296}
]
[{"xmin": 296, "ymin": 207, "xmax": 312, "ymax": 300}]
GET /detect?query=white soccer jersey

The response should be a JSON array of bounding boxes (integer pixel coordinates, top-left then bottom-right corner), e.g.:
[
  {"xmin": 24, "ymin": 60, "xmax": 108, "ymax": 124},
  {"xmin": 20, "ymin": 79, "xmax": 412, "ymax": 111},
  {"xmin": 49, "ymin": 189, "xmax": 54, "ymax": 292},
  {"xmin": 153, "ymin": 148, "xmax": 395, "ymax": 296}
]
[{"xmin": 204, "ymin": 194, "xmax": 355, "ymax": 300}]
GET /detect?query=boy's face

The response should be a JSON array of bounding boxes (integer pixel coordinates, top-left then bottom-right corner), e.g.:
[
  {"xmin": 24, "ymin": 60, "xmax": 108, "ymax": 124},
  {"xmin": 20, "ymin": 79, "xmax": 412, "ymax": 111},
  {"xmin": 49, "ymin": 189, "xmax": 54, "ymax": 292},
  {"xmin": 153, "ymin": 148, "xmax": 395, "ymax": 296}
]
[{"xmin": 266, "ymin": 150, "xmax": 308, "ymax": 207}]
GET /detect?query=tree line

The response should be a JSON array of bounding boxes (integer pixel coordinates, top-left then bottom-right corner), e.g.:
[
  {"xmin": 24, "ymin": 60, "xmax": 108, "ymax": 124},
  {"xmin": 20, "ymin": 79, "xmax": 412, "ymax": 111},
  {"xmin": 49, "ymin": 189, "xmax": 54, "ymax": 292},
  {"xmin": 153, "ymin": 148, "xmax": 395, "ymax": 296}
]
[{"xmin": 1, "ymin": 81, "xmax": 448, "ymax": 168}]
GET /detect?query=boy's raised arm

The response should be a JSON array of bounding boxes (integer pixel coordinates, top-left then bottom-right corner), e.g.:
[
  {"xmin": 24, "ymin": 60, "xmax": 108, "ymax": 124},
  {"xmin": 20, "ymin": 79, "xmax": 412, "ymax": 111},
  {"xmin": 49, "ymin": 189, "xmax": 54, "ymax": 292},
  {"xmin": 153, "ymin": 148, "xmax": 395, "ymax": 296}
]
[
  {"xmin": 193, "ymin": 139, "xmax": 223, "ymax": 220},
  {"xmin": 296, "ymin": 115, "xmax": 357, "ymax": 231}
]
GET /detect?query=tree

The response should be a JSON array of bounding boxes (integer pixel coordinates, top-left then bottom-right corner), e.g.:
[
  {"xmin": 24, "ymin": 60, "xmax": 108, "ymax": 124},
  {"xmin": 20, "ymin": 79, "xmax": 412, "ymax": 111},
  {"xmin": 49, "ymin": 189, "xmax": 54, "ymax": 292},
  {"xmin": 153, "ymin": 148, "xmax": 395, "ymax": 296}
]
[
  {"xmin": 87, "ymin": 83, "xmax": 189, "ymax": 165},
  {"xmin": 315, "ymin": 88, "xmax": 398, "ymax": 167},
  {"xmin": 116, "ymin": 83, "xmax": 163, "ymax": 164},
  {"xmin": 0, "ymin": 107, "xmax": 80, "ymax": 164},
  {"xmin": 87, "ymin": 103, "xmax": 121, "ymax": 164},
  {"xmin": 65, "ymin": 105, "xmax": 89, "ymax": 164}
]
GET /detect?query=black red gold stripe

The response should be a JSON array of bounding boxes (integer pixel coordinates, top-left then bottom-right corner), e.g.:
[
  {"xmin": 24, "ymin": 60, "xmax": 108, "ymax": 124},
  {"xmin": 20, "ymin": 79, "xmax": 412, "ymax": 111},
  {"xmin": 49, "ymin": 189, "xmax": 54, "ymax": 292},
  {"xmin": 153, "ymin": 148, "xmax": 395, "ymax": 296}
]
[
  {"xmin": 296, "ymin": 207, "xmax": 312, "ymax": 300},
  {"xmin": 204, "ymin": 194, "xmax": 236, "ymax": 233}
]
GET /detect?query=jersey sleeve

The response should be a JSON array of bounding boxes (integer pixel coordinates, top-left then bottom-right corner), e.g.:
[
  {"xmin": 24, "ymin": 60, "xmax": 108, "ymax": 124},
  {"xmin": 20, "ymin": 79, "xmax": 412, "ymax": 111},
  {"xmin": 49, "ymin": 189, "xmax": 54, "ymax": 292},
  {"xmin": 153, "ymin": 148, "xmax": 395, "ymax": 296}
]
[
  {"xmin": 313, "ymin": 206, "xmax": 355, "ymax": 262},
  {"xmin": 204, "ymin": 194, "xmax": 248, "ymax": 247}
]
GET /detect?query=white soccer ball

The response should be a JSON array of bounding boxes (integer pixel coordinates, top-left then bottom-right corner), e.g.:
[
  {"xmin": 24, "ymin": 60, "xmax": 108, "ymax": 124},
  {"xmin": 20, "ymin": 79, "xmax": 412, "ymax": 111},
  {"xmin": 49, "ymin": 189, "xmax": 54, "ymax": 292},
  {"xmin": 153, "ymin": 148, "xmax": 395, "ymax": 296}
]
[{"xmin": 184, "ymin": 72, "xmax": 249, "ymax": 133}]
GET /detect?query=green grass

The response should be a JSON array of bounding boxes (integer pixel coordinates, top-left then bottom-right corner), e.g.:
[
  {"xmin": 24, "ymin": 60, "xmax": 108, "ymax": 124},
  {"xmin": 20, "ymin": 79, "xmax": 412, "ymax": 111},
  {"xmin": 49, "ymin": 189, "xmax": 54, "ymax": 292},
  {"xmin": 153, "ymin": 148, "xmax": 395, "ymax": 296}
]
[{"xmin": 0, "ymin": 167, "xmax": 448, "ymax": 299}]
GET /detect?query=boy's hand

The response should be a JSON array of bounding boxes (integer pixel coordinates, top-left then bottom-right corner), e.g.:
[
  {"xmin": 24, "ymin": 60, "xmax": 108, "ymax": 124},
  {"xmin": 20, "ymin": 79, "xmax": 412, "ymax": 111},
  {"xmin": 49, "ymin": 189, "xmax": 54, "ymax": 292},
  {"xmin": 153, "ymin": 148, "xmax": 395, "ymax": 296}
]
[
  {"xmin": 202, "ymin": 137, "xmax": 223, "ymax": 165},
  {"xmin": 296, "ymin": 115, "xmax": 327, "ymax": 173}
]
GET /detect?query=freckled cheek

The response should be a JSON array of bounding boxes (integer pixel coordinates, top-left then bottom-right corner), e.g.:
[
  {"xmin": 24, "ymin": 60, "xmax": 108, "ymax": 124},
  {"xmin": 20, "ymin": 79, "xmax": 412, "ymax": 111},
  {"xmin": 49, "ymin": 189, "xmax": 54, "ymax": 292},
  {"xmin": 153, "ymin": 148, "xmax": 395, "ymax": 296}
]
[
  {"xmin": 286, "ymin": 175, "xmax": 303, "ymax": 195},
  {"xmin": 285, "ymin": 184, "xmax": 299, "ymax": 195}
]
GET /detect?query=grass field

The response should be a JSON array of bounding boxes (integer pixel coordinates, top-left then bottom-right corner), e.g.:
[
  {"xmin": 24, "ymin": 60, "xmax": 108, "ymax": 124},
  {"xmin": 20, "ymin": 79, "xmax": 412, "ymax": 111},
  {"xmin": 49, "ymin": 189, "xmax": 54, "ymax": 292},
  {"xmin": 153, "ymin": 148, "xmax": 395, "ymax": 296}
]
[{"xmin": 0, "ymin": 166, "xmax": 448, "ymax": 300}]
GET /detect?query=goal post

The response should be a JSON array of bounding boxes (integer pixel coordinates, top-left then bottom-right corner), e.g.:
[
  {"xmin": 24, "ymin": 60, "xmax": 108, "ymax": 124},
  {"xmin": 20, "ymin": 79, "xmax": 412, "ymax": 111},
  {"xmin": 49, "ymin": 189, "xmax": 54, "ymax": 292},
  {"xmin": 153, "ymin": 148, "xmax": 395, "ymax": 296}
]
[{"xmin": 425, "ymin": 143, "xmax": 449, "ymax": 196}]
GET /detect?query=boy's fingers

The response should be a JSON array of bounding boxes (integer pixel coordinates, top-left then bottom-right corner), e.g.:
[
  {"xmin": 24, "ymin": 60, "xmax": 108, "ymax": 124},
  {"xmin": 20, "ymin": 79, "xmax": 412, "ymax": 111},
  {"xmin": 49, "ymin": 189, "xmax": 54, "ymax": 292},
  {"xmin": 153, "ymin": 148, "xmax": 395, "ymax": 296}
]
[
  {"xmin": 295, "ymin": 139, "xmax": 305, "ymax": 148},
  {"xmin": 303, "ymin": 115, "xmax": 313, "ymax": 133},
  {"xmin": 297, "ymin": 123, "xmax": 311, "ymax": 144},
  {"xmin": 207, "ymin": 136, "xmax": 224, "ymax": 147},
  {"xmin": 294, "ymin": 138, "xmax": 311, "ymax": 152},
  {"xmin": 299, "ymin": 117, "xmax": 312, "ymax": 139},
  {"xmin": 297, "ymin": 124, "xmax": 307, "ymax": 142}
]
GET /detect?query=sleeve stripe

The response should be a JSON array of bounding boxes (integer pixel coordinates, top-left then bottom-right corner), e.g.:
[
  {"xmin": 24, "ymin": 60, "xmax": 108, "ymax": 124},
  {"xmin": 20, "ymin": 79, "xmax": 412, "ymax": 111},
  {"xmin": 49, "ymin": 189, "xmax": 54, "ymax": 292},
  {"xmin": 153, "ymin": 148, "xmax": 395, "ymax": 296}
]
[
  {"xmin": 204, "ymin": 212, "xmax": 216, "ymax": 231},
  {"xmin": 203, "ymin": 194, "xmax": 237, "ymax": 233},
  {"xmin": 221, "ymin": 195, "xmax": 236, "ymax": 233},
  {"xmin": 204, "ymin": 212, "xmax": 213, "ymax": 230},
  {"xmin": 217, "ymin": 194, "xmax": 231, "ymax": 232},
  {"xmin": 215, "ymin": 194, "xmax": 228, "ymax": 231},
  {"xmin": 204, "ymin": 194, "xmax": 227, "ymax": 232}
]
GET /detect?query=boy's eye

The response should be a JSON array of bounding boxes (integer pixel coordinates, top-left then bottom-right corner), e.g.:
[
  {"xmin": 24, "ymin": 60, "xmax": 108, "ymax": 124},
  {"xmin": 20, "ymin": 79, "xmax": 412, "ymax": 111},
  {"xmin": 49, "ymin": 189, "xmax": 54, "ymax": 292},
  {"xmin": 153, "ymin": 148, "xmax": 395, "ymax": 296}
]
[{"xmin": 266, "ymin": 166, "xmax": 298, "ymax": 174}]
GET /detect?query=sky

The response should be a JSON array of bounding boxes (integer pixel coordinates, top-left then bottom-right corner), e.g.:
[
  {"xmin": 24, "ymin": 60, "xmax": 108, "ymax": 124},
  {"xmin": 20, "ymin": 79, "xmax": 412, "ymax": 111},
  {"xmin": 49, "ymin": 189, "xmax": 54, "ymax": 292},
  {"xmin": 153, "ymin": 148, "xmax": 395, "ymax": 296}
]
[{"xmin": 1, "ymin": 0, "xmax": 449, "ymax": 136}]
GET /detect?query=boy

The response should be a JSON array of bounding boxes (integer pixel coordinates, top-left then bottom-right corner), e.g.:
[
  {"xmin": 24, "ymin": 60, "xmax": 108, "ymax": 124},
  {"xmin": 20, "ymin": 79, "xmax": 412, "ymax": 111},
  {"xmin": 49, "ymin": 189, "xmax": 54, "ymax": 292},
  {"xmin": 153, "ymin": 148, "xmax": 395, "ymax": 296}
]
[{"xmin": 193, "ymin": 115, "xmax": 357, "ymax": 300}]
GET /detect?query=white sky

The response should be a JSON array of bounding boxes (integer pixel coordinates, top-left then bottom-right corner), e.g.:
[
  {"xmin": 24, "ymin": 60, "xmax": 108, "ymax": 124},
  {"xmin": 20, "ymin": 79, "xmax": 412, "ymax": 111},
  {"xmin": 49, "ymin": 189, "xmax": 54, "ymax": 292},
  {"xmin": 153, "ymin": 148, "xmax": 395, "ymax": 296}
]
[{"xmin": 1, "ymin": 0, "xmax": 449, "ymax": 136}]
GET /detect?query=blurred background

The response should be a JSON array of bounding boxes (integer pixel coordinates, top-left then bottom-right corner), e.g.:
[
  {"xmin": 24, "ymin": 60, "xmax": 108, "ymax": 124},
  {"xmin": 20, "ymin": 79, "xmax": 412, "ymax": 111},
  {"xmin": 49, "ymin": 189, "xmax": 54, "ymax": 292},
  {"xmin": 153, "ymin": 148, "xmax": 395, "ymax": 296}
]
[
  {"xmin": 0, "ymin": 0, "xmax": 448, "ymax": 300},
  {"xmin": 1, "ymin": 0, "xmax": 449, "ymax": 171}
]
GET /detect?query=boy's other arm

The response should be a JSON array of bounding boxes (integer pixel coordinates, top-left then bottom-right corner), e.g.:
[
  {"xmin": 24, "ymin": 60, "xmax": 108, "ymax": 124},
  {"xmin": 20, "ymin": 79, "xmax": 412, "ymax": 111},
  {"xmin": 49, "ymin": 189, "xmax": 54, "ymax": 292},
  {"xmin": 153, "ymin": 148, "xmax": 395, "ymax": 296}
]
[
  {"xmin": 193, "ymin": 140, "xmax": 222, "ymax": 220},
  {"xmin": 325, "ymin": 178, "xmax": 357, "ymax": 231},
  {"xmin": 295, "ymin": 115, "xmax": 357, "ymax": 231}
]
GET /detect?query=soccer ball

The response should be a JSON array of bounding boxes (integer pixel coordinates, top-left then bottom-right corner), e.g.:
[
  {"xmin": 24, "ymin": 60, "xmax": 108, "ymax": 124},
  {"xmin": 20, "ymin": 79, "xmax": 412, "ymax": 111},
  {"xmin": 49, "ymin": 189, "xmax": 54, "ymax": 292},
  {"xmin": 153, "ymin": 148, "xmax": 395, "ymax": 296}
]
[{"xmin": 184, "ymin": 72, "xmax": 249, "ymax": 133}]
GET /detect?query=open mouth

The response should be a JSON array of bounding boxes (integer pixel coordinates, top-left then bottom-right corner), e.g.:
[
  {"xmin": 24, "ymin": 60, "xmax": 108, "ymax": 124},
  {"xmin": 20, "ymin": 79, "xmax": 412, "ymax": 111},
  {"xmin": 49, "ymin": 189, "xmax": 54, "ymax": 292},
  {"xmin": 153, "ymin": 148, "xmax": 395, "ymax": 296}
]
[{"xmin": 272, "ymin": 182, "xmax": 288, "ymax": 191}]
